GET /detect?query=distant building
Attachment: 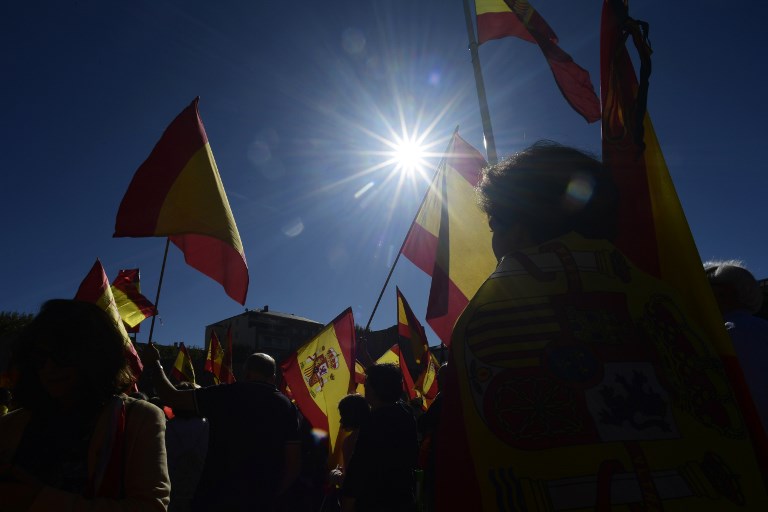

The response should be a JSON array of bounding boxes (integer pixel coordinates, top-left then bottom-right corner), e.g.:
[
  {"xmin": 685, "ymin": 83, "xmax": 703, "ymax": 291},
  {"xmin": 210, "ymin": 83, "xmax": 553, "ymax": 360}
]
[{"xmin": 204, "ymin": 305, "xmax": 324, "ymax": 365}]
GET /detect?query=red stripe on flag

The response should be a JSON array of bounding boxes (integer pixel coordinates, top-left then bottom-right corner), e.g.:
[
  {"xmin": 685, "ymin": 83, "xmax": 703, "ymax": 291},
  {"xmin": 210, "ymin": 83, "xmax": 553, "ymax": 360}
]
[
  {"xmin": 599, "ymin": 4, "xmax": 659, "ymax": 276},
  {"xmin": 401, "ymin": 223, "xmax": 438, "ymax": 277},
  {"xmin": 331, "ymin": 307, "xmax": 356, "ymax": 378},
  {"xmin": 169, "ymin": 234, "xmax": 249, "ymax": 305},
  {"xmin": 434, "ymin": 355, "xmax": 482, "ymax": 510},
  {"xmin": 448, "ymin": 135, "xmax": 488, "ymax": 186},
  {"xmin": 115, "ymin": 98, "xmax": 208, "ymax": 235},
  {"xmin": 477, "ymin": 11, "xmax": 535, "ymax": 44},
  {"xmin": 426, "ymin": 266, "xmax": 470, "ymax": 346}
]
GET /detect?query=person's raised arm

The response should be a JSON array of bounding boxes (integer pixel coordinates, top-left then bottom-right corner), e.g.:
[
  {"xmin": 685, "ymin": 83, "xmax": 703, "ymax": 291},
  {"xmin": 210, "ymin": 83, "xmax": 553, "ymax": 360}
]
[{"xmin": 143, "ymin": 342, "xmax": 196, "ymax": 414}]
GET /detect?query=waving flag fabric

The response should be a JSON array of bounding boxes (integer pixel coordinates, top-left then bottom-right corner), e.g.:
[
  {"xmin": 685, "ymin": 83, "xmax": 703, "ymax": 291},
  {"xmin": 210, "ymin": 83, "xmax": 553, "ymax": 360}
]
[
  {"xmin": 75, "ymin": 260, "xmax": 143, "ymax": 385},
  {"xmin": 599, "ymin": 0, "xmax": 768, "ymax": 485},
  {"xmin": 397, "ymin": 288, "xmax": 438, "ymax": 408},
  {"xmin": 281, "ymin": 308, "xmax": 356, "ymax": 459},
  {"xmin": 414, "ymin": 351, "xmax": 440, "ymax": 410},
  {"xmin": 401, "ymin": 133, "xmax": 495, "ymax": 345},
  {"xmin": 171, "ymin": 342, "xmax": 196, "ymax": 384},
  {"xmin": 433, "ymin": 3, "xmax": 768, "ymax": 510},
  {"xmin": 110, "ymin": 269, "xmax": 156, "ymax": 333},
  {"xmin": 114, "ymin": 98, "xmax": 249, "ymax": 305},
  {"xmin": 397, "ymin": 287, "xmax": 428, "ymax": 365},
  {"xmin": 375, "ymin": 345, "xmax": 399, "ymax": 366},
  {"xmin": 204, "ymin": 331, "xmax": 224, "ymax": 384},
  {"xmin": 474, "ymin": 0, "xmax": 600, "ymax": 123}
]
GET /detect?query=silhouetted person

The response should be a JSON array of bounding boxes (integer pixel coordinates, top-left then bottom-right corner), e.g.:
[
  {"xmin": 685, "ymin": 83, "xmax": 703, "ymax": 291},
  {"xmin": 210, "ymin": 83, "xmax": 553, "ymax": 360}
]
[
  {"xmin": 0, "ymin": 299, "xmax": 170, "ymax": 510},
  {"xmin": 165, "ymin": 381, "xmax": 209, "ymax": 512},
  {"xmin": 146, "ymin": 348, "xmax": 300, "ymax": 512},
  {"xmin": 416, "ymin": 362, "xmax": 447, "ymax": 512},
  {"xmin": 434, "ymin": 141, "xmax": 768, "ymax": 510},
  {"xmin": 341, "ymin": 363, "xmax": 417, "ymax": 512},
  {"xmin": 705, "ymin": 260, "xmax": 768, "ymax": 432}
]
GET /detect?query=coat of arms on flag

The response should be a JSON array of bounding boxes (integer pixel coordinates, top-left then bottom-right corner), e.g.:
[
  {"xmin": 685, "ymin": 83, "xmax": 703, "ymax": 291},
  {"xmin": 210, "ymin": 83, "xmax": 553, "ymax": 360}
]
[{"xmin": 301, "ymin": 347, "xmax": 341, "ymax": 396}]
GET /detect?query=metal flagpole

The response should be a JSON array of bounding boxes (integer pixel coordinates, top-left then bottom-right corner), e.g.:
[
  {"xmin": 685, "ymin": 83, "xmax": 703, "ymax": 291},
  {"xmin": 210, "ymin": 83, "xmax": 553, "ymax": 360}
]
[
  {"xmin": 148, "ymin": 238, "xmax": 171, "ymax": 343},
  {"xmin": 462, "ymin": 0, "xmax": 498, "ymax": 165}
]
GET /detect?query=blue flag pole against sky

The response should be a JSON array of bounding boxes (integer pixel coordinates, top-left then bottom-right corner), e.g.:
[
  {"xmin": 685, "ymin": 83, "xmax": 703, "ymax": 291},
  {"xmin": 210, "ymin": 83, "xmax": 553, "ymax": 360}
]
[{"xmin": 1, "ymin": 1, "xmax": 767, "ymax": 349}]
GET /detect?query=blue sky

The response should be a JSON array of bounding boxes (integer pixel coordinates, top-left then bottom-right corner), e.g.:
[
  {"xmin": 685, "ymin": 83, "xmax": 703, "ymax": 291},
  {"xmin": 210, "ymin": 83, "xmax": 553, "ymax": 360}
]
[{"xmin": 2, "ymin": 1, "xmax": 766, "ymax": 349}]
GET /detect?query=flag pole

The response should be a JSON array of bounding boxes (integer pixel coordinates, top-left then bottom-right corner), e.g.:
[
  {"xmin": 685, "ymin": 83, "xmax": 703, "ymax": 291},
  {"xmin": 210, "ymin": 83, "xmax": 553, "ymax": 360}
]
[
  {"xmin": 363, "ymin": 129, "xmax": 458, "ymax": 332},
  {"xmin": 148, "ymin": 238, "xmax": 171, "ymax": 343},
  {"xmin": 462, "ymin": 0, "xmax": 498, "ymax": 165}
]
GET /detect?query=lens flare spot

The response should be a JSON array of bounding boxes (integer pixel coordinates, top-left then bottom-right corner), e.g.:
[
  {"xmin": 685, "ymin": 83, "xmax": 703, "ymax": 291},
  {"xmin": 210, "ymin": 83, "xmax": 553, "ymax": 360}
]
[
  {"xmin": 247, "ymin": 140, "xmax": 271, "ymax": 166},
  {"xmin": 563, "ymin": 175, "xmax": 595, "ymax": 211},
  {"xmin": 281, "ymin": 217, "xmax": 304, "ymax": 237},
  {"xmin": 342, "ymin": 28, "xmax": 366, "ymax": 55},
  {"xmin": 354, "ymin": 181, "xmax": 375, "ymax": 199}
]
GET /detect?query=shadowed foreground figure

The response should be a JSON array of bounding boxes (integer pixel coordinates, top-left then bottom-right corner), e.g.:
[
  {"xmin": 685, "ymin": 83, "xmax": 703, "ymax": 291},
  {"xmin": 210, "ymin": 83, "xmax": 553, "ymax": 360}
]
[
  {"xmin": 434, "ymin": 142, "xmax": 768, "ymax": 510},
  {"xmin": 146, "ymin": 348, "xmax": 300, "ymax": 512},
  {"xmin": 705, "ymin": 260, "xmax": 768, "ymax": 433},
  {"xmin": 341, "ymin": 363, "xmax": 418, "ymax": 512},
  {"xmin": 0, "ymin": 299, "xmax": 170, "ymax": 511}
]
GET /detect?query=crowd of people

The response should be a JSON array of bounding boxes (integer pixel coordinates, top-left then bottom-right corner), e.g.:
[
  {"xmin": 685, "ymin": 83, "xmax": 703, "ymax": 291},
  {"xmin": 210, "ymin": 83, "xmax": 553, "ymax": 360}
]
[{"xmin": 1, "ymin": 142, "xmax": 767, "ymax": 511}]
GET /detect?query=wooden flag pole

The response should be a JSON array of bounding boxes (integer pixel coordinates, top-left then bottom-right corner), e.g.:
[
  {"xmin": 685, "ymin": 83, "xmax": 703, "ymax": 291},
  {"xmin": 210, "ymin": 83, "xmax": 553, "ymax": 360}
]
[
  {"xmin": 462, "ymin": 0, "xmax": 498, "ymax": 165},
  {"xmin": 148, "ymin": 238, "xmax": 171, "ymax": 343},
  {"xmin": 363, "ymin": 129, "xmax": 457, "ymax": 333}
]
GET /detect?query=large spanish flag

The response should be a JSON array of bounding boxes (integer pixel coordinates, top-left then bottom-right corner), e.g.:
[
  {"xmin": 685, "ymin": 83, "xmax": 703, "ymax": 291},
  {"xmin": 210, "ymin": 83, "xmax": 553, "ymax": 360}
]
[
  {"xmin": 600, "ymin": 0, "xmax": 768, "ymax": 472},
  {"xmin": 171, "ymin": 341, "xmax": 196, "ymax": 384},
  {"xmin": 281, "ymin": 308, "xmax": 356, "ymax": 460},
  {"xmin": 110, "ymin": 268, "xmax": 156, "ymax": 332},
  {"xmin": 474, "ymin": 0, "xmax": 600, "ymax": 123},
  {"xmin": 432, "ymin": 3, "xmax": 768, "ymax": 510},
  {"xmin": 114, "ymin": 98, "xmax": 249, "ymax": 305},
  {"xmin": 75, "ymin": 260, "xmax": 143, "ymax": 385},
  {"xmin": 401, "ymin": 133, "xmax": 495, "ymax": 345}
]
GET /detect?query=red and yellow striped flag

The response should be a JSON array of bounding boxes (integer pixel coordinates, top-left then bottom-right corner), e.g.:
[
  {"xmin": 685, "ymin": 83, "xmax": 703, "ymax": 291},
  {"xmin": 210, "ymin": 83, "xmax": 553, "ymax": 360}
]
[
  {"xmin": 74, "ymin": 259, "xmax": 143, "ymax": 386},
  {"xmin": 110, "ymin": 268, "xmax": 156, "ymax": 333},
  {"xmin": 396, "ymin": 287, "xmax": 438, "ymax": 408},
  {"xmin": 401, "ymin": 133, "xmax": 495, "ymax": 345},
  {"xmin": 114, "ymin": 98, "xmax": 249, "ymax": 305},
  {"xmin": 281, "ymin": 308, "xmax": 356, "ymax": 461},
  {"xmin": 433, "ymin": 3, "xmax": 768, "ymax": 510},
  {"xmin": 474, "ymin": 0, "xmax": 600, "ymax": 123},
  {"xmin": 600, "ymin": 0, "xmax": 768, "ymax": 478},
  {"xmin": 204, "ymin": 330, "xmax": 224, "ymax": 384},
  {"xmin": 171, "ymin": 342, "xmax": 195, "ymax": 384}
]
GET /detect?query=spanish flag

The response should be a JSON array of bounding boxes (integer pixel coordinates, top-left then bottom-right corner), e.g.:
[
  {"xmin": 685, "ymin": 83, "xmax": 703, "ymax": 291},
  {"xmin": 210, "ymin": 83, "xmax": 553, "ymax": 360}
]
[
  {"xmin": 397, "ymin": 288, "xmax": 438, "ymax": 408},
  {"xmin": 433, "ymin": 3, "xmax": 768, "ymax": 510},
  {"xmin": 171, "ymin": 342, "xmax": 196, "ymax": 384},
  {"xmin": 600, "ymin": 0, "xmax": 768, "ymax": 480},
  {"xmin": 110, "ymin": 268, "xmax": 156, "ymax": 332},
  {"xmin": 75, "ymin": 260, "xmax": 143, "ymax": 385},
  {"xmin": 414, "ymin": 351, "xmax": 440, "ymax": 411},
  {"xmin": 401, "ymin": 132, "xmax": 495, "ymax": 345},
  {"xmin": 474, "ymin": 0, "xmax": 600, "ymax": 123},
  {"xmin": 281, "ymin": 308, "xmax": 356, "ymax": 460},
  {"xmin": 204, "ymin": 330, "xmax": 224, "ymax": 384},
  {"xmin": 114, "ymin": 98, "xmax": 249, "ymax": 305}
]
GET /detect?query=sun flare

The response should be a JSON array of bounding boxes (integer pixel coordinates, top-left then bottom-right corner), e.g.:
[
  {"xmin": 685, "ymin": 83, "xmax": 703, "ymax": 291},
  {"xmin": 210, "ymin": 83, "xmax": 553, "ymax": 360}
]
[{"xmin": 392, "ymin": 136, "xmax": 427, "ymax": 176}]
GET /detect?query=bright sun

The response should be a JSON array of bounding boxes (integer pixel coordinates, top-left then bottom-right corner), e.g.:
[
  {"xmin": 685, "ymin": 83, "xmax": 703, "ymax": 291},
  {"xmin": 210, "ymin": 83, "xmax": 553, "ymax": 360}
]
[{"xmin": 389, "ymin": 134, "xmax": 428, "ymax": 177}]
